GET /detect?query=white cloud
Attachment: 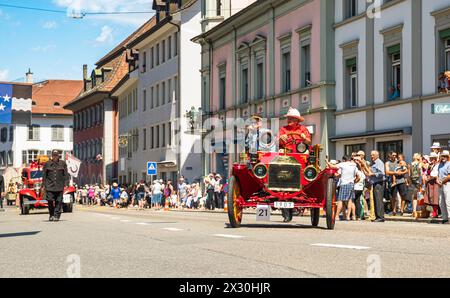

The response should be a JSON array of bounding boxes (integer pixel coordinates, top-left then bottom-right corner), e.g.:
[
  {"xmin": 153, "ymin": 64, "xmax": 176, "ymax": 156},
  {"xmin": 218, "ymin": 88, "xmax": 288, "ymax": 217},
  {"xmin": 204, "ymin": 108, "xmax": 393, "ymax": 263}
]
[
  {"xmin": 32, "ymin": 45, "xmax": 57, "ymax": 52},
  {"xmin": 95, "ymin": 25, "xmax": 114, "ymax": 44},
  {"xmin": 43, "ymin": 21, "xmax": 58, "ymax": 29},
  {"xmin": 0, "ymin": 69, "xmax": 10, "ymax": 81},
  {"xmin": 53, "ymin": 0, "xmax": 153, "ymax": 26}
]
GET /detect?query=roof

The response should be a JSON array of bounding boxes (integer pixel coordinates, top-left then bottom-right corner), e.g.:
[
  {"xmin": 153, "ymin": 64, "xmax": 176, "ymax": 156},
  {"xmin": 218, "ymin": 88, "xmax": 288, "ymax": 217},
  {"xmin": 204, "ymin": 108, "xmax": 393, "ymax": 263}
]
[
  {"xmin": 96, "ymin": 17, "xmax": 157, "ymax": 67},
  {"xmin": 32, "ymin": 80, "xmax": 83, "ymax": 115}
]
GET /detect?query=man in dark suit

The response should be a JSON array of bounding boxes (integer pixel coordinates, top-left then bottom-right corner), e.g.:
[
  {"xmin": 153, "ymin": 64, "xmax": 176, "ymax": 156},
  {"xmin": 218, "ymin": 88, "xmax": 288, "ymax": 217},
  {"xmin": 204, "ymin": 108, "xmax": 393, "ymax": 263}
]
[
  {"xmin": 43, "ymin": 150, "xmax": 70, "ymax": 222},
  {"xmin": 0, "ymin": 174, "xmax": 4, "ymax": 211}
]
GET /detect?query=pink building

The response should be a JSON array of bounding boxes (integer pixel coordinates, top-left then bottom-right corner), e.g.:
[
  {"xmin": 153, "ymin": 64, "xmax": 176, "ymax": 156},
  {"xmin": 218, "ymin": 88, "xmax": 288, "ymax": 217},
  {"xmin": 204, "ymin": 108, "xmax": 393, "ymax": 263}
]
[{"xmin": 194, "ymin": 0, "xmax": 336, "ymax": 177}]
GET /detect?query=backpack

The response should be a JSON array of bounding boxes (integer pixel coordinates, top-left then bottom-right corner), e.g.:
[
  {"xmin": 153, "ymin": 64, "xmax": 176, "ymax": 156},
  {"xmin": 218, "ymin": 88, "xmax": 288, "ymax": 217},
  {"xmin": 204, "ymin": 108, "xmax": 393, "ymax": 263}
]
[{"xmin": 411, "ymin": 163, "xmax": 421, "ymax": 182}]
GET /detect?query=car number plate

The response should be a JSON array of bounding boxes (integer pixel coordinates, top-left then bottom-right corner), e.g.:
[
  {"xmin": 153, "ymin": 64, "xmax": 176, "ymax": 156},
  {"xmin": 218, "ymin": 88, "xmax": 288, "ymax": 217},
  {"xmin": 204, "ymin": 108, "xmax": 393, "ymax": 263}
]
[
  {"xmin": 63, "ymin": 194, "xmax": 72, "ymax": 203},
  {"xmin": 256, "ymin": 205, "xmax": 270, "ymax": 222},
  {"xmin": 274, "ymin": 201, "xmax": 294, "ymax": 209}
]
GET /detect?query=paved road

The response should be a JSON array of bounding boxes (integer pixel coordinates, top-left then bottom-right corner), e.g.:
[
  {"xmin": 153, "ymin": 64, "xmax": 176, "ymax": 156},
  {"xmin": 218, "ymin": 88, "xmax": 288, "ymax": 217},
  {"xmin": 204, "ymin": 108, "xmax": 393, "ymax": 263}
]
[{"xmin": 1, "ymin": 205, "xmax": 450, "ymax": 278}]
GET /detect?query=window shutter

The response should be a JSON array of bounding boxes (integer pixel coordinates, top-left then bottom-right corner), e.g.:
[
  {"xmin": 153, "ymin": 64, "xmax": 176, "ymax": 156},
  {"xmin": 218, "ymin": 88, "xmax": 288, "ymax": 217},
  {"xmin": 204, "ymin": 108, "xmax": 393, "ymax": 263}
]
[
  {"xmin": 387, "ymin": 44, "xmax": 400, "ymax": 55},
  {"xmin": 440, "ymin": 28, "xmax": 450, "ymax": 40}
]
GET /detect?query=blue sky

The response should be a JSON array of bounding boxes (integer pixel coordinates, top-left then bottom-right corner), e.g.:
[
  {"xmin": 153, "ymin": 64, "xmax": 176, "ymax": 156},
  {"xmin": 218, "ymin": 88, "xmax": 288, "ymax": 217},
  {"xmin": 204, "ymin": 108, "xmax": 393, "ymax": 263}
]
[{"xmin": 0, "ymin": 0, "xmax": 154, "ymax": 82}]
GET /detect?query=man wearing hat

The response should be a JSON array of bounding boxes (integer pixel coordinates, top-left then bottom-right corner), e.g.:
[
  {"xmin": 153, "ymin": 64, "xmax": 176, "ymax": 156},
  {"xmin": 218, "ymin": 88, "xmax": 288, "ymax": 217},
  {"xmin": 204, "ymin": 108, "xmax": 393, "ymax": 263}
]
[
  {"xmin": 42, "ymin": 150, "xmax": 70, "ymax": 222},
  {"xmin": 431, "ymin": 142, "xmax": 442, "ymax": 158},
  {"xmin": 279, "ymin": 107, "xmax": 311, "ymax": 153},
  {"xmin": 438, "ymin": 150, "xmax": 450, "ymax": 224}
]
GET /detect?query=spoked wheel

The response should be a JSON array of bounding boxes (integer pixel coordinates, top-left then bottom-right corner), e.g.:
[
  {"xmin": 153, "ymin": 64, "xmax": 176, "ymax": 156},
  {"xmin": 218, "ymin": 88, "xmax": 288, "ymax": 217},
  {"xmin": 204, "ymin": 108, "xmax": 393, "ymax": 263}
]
[
  {"xmin": 227, "ymin": 176, "xmax": 243, "ymax": 228},
  {"xmin": 326, "ymin": 178, "xmax": 337, "ymax": 230},
  {"xmin": 310, "ymin": 208, "xmax": 320, "ymax": 227}
]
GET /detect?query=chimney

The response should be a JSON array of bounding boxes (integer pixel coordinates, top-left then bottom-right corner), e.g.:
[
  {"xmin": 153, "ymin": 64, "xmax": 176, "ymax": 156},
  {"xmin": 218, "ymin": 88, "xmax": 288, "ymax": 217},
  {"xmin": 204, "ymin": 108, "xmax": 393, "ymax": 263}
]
[
  {"xmin": 25, "ymin": 68, "xmax": 33, "ymax": 84},
  {"xmin": 83, "ymin": 64, "xmax": 88, "ymax": 80}
]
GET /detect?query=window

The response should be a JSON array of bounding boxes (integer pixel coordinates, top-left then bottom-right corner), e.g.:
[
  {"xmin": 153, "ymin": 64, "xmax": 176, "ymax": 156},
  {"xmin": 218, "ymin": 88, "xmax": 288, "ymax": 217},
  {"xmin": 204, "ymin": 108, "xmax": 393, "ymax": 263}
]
[
  {"xmin": 162, "ymin": 124, "xmax": 166, "ymax": 147},
  {"xmin": 156, "ymin": 44, "xmax": 160, "ymax": 66},
  {"xmin": 168, "ymin": 122, "xmax": 172, "ymax": 146},
  {"xmin": 133, "ymin": 88, "xmax": 138, "ymax": 112},
  {"xmin": 151, "ymin": 47, "xmax": 154, "ymax": 69},
  {"xmin": 28, "ymin": 125, "xmax": 40, "ymax": 141},
  {"xmin": 156, "ymin": 125, "xmax": 160, "ymax": 148},
  {"xmin": 26, "ymin": 150, "xmax": 43, "ymax": 164},
  {"xmin": 151, "ymin": 127, "xmax": 154, "ymax": 149},
  {"xmin": 174, "ymin": 76, "xmax": 178, "ymax": 101},
  {"xmin": 142, "ymin": 51, "xmax": 147, "ymax": 73},
  {"xmin": 162, "ymin": 40, "xmax": 166, "ymax": 64},
  {"xmin": 301, "ymin": 44, "xmax": 311, "ymax": 88},
  {"xmin": 282, "ymin": 51, "xmax": 291, "ymax": 93},
  {"xmin": 0, "ymin": 127, "xmax": 7, "ymax": 143},
  {"xmin": 8, "ymin": 126, "xmax": 12, "ymax": 142},
  {"xmin": 256, "ymin": 60, "xmax": 264, "ymax": 99},
  {"xmin": 52, "ymin": 125, "xmax": 64, "ymax": 141},
  {"xmin": 344, "ymin": 144, "xmax": 365, "ymax": 157},
  {"xmin": 216, "ymin": 0, "xmax": 222, "ymax": 16},
  {"xmin": 168, "ymin": 36, "xmax": 172, "ymax": 60},
  {"xmin": 345, "ymin": 57, "xmax": 358, "ymax": 108},
  {"xmin": 387, "ymin": 44, "xmax": 401, "ymax": 101},
  {"xmin": 150, "ymin": 87, "xmax": 154, "ymax": 109},
  {"xmin": 162, "ymin": 81, "xmax": 166, "ymax": 105},
  {"xmin": 219, "ymin": 74, "xmax": 227, "ymax": 110},
  {"xmin": 433, "ymin": 137, "xmax": 450, "ymax": 151},
  {"xmin": 69, "ymin": 126, "xmax": 73, "ymax": 142},
  {"xmin": 377, "ymin": 140, "xmax": 403, "ymax": 162},
  {"xmin": 143, "ymin": 89, "xmax": 147, "ymax": 111},
  {"xmin": 156, "ymin": 84, "xmax": 160, "ymax": 107},
  {"xmin": 143, "ymin": 128, "xmax": 147, "ymax": 150},
  {"xmin": 168, "ymin": 79, "xmax": 172, "ymax": 103},
  {"xmin": 344, "ymin": 0, "xmax": 357, "ymax": 19},
  {"xmin": 174, "ymin": 32, "xmax": 178, "ymax": 56},
  {"xmin": 241, "ymin": 66, "xmax": 249, "ymax": 103},
  {"xmin": 0, "ymin": 151, "xmax": 6, "ymax": 167}
]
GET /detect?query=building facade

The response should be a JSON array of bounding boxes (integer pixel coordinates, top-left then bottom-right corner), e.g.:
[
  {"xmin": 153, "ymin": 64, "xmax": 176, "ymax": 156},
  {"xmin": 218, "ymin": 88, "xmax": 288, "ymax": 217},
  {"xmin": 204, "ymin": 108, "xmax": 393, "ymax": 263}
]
[
  {"xmin": 194, "ymin": 0, "xmax": 336, "ymax": 177},
  {"xmin": 123, "ymin": 0, "xmax": 203, "ymax": 183},
  {"xmin": 333, "ymin": 0, "xmax": 450, "ymax": 161}
]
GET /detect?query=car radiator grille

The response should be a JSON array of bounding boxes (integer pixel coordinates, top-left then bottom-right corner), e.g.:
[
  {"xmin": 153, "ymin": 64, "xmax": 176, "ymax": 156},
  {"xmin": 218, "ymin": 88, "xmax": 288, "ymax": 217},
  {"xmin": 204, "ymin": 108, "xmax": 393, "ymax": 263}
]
[{"xmin": 268, "ymin": 163, "xmax": 302, "ymax": 192}]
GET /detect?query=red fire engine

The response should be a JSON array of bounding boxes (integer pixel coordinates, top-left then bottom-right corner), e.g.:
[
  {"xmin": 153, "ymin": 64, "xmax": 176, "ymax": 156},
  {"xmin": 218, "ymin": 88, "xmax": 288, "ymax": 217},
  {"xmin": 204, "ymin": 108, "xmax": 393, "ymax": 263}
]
[{"xmin": 19, "ymin": 155, "xmax": 76, "ymax": 215}]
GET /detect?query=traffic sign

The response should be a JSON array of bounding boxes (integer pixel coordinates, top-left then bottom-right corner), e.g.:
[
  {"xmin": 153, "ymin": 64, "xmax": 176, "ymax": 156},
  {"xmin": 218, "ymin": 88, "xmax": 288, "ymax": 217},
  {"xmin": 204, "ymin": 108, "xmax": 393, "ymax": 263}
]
[{"xmin": 147, "ymin": 162, "xmax": 158, "ymax": 176}]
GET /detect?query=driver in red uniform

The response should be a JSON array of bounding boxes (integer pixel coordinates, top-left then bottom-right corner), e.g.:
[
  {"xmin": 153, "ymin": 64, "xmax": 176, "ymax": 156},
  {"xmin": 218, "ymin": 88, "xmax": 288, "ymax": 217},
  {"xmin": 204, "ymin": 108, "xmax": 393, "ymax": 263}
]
[
  {"xmin": 278, "ymin": 107, "xmax": 311, "ymax": 222},
  {"xmin": 279, "ymin": 107, "xmax": 311, "ymax": 153}
]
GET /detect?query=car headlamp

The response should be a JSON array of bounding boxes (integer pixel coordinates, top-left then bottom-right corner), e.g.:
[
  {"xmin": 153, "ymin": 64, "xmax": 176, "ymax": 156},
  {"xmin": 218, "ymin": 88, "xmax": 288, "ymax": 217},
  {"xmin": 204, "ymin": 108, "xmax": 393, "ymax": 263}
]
[
  {"xmin": 253, "ymin": 164, "xmax": 268, "ymax": 179},
  {"xmin": 296, "ymin": 142, "xmax": 309, "ymax": 154},
  {"xmin": 304, "ymin": 166, "xmax": 318, "ymax": 182}
]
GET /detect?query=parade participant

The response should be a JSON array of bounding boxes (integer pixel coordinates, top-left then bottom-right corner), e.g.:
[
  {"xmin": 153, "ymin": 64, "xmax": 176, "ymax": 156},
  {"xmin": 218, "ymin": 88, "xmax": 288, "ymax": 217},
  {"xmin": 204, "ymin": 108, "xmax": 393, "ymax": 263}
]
[
  {"xmin": 278, "ymin": 107, "xmax": 311, "ymax": 222},
  {"xmin": 279, "ymin": 107, "xmax": 311, "ymax": 153},
  {"xmin": 438, "ymin": 151, "xmax": 450, "ymax": 224},
  {"xmin": 42, "ymin": 150, "xmax": 70, "ymax": 222},
  {"xmin": 424, "ymin": 152, "xmax": 440, "ymax": 218},
  {"xmin": 245, "ymin": 115, "xmax": 263, "ymax": 154}
]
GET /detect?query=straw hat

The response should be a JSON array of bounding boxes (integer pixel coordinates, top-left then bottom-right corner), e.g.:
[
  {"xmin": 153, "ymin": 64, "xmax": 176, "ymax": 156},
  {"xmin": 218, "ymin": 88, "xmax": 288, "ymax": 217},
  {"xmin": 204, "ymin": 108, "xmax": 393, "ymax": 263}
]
[
  {"xmin": 286, "ymin": 107, "xmax": 305, "ymax": 122},
  {"xmin": 431, "ymin": 142, "xmax": 441, "ymax": 149},
  {"xmin": 429, "ymin": 152, "xmax": 439, "ymax": 159},
  {"xmin": 441, "ymin": 150, "xmax": 450, "ymax": 157}
]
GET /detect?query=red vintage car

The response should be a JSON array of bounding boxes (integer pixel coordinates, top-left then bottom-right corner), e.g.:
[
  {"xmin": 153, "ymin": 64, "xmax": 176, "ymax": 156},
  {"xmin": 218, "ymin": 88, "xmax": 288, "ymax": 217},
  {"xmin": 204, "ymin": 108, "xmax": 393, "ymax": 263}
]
[
  {"xmin": 227, "ymin": 132, "xmax": 338, "ymax": 229},
  {"xmin": 19, "ymin": 158, "xmax": 76, "ymax": 215}
]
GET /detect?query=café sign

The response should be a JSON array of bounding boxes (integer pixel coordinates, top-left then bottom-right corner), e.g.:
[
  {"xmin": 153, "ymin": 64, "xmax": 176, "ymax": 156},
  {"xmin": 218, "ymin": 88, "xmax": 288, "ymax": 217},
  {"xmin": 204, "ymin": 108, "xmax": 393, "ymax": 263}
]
[{"xmin": 432, "ymin": 104, "xmax": 450, "ymax": 114}]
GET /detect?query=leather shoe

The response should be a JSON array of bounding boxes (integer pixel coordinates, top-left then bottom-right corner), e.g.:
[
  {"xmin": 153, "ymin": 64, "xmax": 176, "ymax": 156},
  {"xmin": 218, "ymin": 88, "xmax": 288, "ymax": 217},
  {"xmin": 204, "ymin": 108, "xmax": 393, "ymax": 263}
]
[
  {"xmin": 49, "ymin": 216, "xmax": 54, "ymax": 222},
  {"xmin": 374, "ymin": 218, "xmax": 385, "ymax": 223}
]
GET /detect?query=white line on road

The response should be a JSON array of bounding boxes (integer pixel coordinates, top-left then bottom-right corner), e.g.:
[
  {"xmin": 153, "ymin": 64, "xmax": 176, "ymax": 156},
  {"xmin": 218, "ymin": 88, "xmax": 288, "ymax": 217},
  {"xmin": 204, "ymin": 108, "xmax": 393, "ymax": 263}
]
[
  {"xmin": 213, "ymin": 234, "xmax": 245, "ymax": 239},
  {"xmin": 311, "ymin": 243, "xmax": 370, "ymax": 250},
  {"xmin": 163, "ymin": 228, "xmax": 184, "ymax": 232},
  {"xmin": 136, "ymin": 223, "xmax": 149, "ymax": 226},
  {"xmin": 120, "ymin": 220, "xmax": 132, "ymax": 223}
]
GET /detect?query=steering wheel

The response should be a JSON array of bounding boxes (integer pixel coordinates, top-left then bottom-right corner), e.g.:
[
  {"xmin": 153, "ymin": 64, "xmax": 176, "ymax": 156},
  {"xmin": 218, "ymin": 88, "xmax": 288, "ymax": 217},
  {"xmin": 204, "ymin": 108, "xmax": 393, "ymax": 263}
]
[{"xmin": 281, "ymin": 132, "xmax": 303, "ymax": 147}]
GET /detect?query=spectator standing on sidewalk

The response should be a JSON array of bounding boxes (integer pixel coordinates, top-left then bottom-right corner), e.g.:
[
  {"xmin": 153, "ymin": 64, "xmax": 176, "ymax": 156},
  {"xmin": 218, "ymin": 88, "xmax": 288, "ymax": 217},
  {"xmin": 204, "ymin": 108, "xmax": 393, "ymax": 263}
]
[
  {"xmin": 214, "ymin": 174, "xmax": 223, "ymax": 209},
  {"xmin": 438, "ymin": 150, "xmax": 450, "ymax": 224},
  {"xmin": 424, "ymin": 153, "xmax": 440, "ymax": 218},
  {"xmin": 367, "ymin": 151, "xmax": 386, "ymax": 222},
  {"xmin": 151, "ymin": 180, "xmax": 163, "ymax": 210},
  {"xmin": 0, "ymin": 173, "xmax": 4, "ymax": 211},
  {"xmin": 385, "ymin": 152, "xmax": 399, "ymax": 215},
  {"xmin": 395, "ymin": 153, "xmax": 411, "ymax": 215},
  {"xmin": 110, "ymin": 183, "xmax": 121, "ymax": 208},
  {"xmin": 205, "ymin": 174, "xmax": 216, "ymax": 210},
  {"xmin": 354, "ymin": 157, "xmax": 366, "ymax": 220},
  {"xmin": 410, "ymin": 153, "xmax": 424, "ymax": 218}
]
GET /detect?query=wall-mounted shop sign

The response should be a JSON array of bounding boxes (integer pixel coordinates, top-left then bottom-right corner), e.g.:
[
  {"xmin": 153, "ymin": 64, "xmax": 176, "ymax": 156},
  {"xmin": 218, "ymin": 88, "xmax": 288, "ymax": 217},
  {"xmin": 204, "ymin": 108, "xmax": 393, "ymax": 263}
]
[{"xmin": 432, "ymin": 104, "xmax": 450, "ymax": 114}]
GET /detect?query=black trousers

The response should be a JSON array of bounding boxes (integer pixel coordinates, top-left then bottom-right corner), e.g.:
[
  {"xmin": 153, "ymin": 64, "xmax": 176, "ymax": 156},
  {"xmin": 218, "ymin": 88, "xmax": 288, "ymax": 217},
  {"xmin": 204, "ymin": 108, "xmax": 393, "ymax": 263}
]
[
  {"xmin": 206, "ymin": 189, "xmax": 215, "ymax": 210},
  {"xmin": 214, "ymin": 192, "xmax": 224, "ymax": 209},
  {"xmin": 373, "ymin": 183, "xmax": 385, "ymax": 220},
  {"xmin": 47, "ymin": 191, "xmax": 63, "ymax": 219}
]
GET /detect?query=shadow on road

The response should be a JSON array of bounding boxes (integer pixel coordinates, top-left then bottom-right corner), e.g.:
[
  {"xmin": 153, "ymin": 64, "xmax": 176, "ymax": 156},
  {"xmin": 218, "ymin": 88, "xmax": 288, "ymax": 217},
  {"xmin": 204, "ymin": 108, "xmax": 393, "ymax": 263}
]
[
  {"xmin": 0, "ymin": 231, "xmax": 41, "ymax": 238},
  {"xmin": 225, "ymin": 223, "xmax": 328, "ymax": 230}
]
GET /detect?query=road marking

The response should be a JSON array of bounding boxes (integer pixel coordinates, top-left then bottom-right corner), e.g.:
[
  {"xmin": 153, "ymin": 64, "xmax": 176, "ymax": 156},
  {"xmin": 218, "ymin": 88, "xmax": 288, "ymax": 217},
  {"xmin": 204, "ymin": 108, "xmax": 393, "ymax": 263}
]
[
  {"xmin": 120, "ymin": 220, "xmax": 132, "ymax": 223},
  {"xmin": 109, "ymin": 217, "xmax": 121, "ymax": 220},
  {"xmin": 213, "ymin": 234, "xmax": 245, "ymax": 239},
  {"xmin": 163, "ymin": 228, "xmax": 184, "ymax": 232},
  {"xmin": 311, "ymin": 243, "xmax": 370, "ymax": 250},
  {"xmin": 136, "ymin": 223, "xmax": 149, "ymax": 226}
]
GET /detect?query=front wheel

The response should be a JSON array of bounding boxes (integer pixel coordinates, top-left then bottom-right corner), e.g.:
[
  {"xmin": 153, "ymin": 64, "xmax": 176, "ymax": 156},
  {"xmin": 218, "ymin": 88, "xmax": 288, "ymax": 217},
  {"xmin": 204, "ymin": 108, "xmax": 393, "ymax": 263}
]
[
  {"xmin": 227, "ymin": 176, "xmax": 243, "ymax": 228},
  {"xmin": 310, "ymin": 208, "xmax": 320, "ymax": 227},
  {"xmin": 326, "ymin": 178, "xmax": 337, "ymax": 230}
]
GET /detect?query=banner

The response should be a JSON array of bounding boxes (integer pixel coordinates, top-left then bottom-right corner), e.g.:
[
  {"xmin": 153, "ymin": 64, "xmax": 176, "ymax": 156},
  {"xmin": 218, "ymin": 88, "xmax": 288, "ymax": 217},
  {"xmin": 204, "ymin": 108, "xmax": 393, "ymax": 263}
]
[
  {"xmin": 0, "ymin": 83, "xmax": 32, "ymax": 125},
  {"xmin": 66, "ymin": 154, "xmax": 82, "ymax": 178}
]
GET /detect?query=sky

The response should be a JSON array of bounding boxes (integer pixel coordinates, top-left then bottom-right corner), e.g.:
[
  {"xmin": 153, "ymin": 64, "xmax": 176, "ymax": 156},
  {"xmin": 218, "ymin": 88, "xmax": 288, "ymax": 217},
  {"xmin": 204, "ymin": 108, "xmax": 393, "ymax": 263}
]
[{"xmin": 0, "ymin": 0, "xmax": 154, "ymax": 82}]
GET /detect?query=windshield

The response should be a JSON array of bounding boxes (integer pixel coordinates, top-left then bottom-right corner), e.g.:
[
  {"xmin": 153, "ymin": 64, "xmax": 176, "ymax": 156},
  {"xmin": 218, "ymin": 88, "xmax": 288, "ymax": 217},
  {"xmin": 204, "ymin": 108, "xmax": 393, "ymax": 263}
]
[{"xmin": 30, "ymin": 171, "xmax": 43, "ymax": 180}]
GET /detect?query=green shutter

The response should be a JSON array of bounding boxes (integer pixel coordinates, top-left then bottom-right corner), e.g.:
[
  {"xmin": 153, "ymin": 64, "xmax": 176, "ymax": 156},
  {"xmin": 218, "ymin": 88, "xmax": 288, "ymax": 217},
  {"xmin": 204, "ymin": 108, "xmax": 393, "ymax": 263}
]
[
  {"xmin": 440, "ymin": 28, "xmax": 450, "ymax": 40},
  {"xmin": 387, "ymin": 44, "xmax": 400, "ymax": 55},
  {"xmin": 346, "ymin": 57, "xmax": 357, "ymax": 67}
]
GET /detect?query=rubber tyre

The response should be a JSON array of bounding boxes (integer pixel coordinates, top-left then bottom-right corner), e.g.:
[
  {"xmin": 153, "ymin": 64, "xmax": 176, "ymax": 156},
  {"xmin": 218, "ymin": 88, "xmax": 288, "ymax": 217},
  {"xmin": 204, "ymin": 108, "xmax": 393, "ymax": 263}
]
[
  {"xmin": 227, "ymin": 176, "xmax": 243, "ymax": 228},
  {"xmin": 326, "ymin": 178, "xmax": 337, "ymax": 230},
  {"xmin": 63, "ymin": 203, "xmax": 73, "ymax": 213},
  {"xmin": 310, "ymin": 208, "xmax": 320, "ymax": 227}
]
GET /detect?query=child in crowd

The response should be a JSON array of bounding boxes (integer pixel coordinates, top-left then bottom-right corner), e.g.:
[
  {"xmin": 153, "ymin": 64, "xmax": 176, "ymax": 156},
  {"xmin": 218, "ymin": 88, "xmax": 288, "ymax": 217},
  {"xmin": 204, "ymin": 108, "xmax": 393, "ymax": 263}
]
[{"xmin": 392, "ymin": 159, "xmax": 408, "ymax": 187}]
